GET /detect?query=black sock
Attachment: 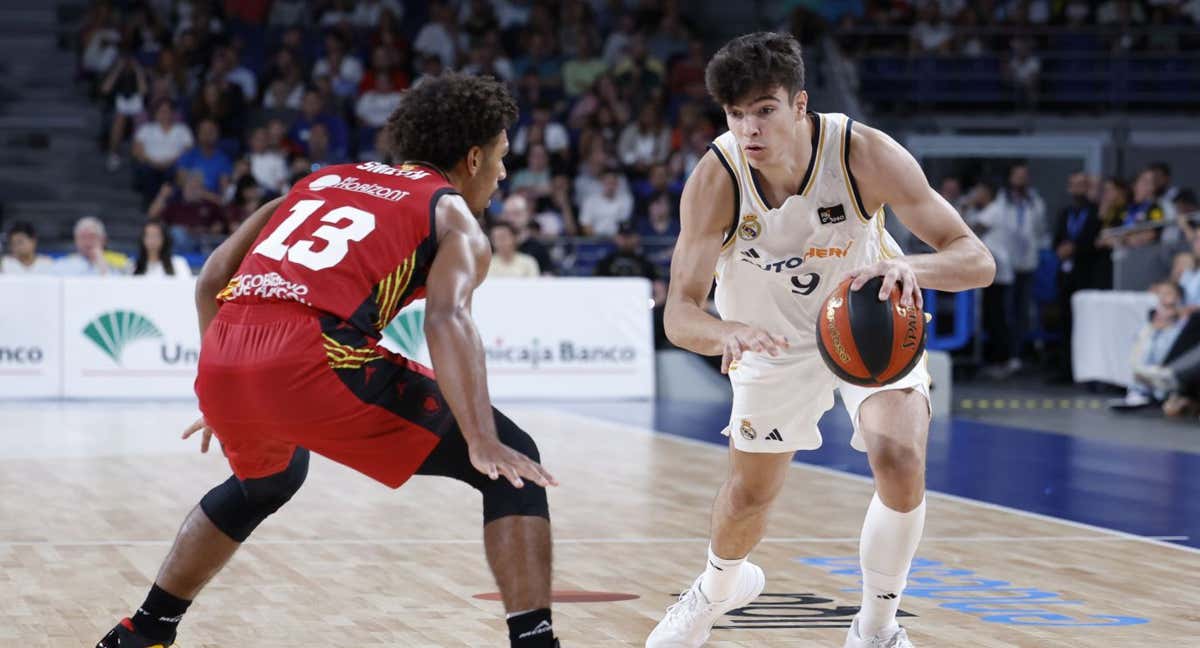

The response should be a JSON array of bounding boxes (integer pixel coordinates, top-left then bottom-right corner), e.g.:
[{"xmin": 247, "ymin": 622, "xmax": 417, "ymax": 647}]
[
  {"xmin": 507, "ymin": 608, "xmax": 556, "ymax": 647},
  {"xmin": 130, "ymin": 584, "xmax": 192, "ymax": 642}
]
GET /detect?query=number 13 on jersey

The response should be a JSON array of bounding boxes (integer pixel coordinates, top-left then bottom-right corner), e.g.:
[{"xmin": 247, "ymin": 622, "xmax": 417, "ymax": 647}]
[{"xmin": 254, "ymin": 199, "xmax": 377, "ymax": 271}]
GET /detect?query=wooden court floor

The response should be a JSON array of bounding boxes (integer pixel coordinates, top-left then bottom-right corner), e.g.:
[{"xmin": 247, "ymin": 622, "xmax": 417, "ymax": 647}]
[{"xmin": 0, "ymin": 402, "xmax": 1196, "ymax": 647}]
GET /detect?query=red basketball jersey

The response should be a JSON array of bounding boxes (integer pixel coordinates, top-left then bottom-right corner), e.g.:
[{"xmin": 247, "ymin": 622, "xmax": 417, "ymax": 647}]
[{"xmin": 218, "ymin": 161, "xmax": 456, "ymax": 337}]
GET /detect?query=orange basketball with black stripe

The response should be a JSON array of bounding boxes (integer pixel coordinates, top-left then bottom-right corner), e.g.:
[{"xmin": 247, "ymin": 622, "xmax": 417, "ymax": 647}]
[{"xmin": 816, "ymin": 276, "xmax": 926, "ymax": 387}]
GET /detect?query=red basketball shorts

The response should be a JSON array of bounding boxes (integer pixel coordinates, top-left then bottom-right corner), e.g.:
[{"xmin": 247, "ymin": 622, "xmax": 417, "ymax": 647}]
[{"xmin": 195, "ymin": 302, "xmax": 454, "ymax": 488}]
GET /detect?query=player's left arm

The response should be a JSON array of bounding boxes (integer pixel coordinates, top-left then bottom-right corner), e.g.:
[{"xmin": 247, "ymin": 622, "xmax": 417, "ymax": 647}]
[{"xmin": 845, "ymin": 123, "xmax": 996, "ymax": 309}]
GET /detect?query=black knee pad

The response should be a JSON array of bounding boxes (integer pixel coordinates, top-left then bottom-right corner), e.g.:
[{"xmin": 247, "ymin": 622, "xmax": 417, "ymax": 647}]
[
  {"xmin": 481, "ymin": 414, "xmax": 549, "ymax": 523},
  {"xmin": 200, "ymin": 448, "xmax": 310, "ymax": 541}
]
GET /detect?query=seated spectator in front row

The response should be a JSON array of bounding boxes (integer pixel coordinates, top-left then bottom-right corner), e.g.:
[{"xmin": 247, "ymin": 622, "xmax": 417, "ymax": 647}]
[
  {"xmin": 500, "ymin": 194, "xmax": 553, "ymax": 273},
  {"xmin": 148, "ymin": 174, "xmax": 227, "ymax": 254},
  {"xmin": 1120, "ymin": 282, "xmax": 1200, "ymax": 408},
  {"xmin": 487, "ymin": 222, "xmax": 540, "ymax": 278},
  {"xmin": 132, "ymin": 221, "xmax": 191, "ymax": 278},
  {"xmin": 54, "ymin": 216, "xmax": 130, "ymax": 276},
  {"xmin": 1, "ymin": 221, "xmax": 54, "ymax": 274}
]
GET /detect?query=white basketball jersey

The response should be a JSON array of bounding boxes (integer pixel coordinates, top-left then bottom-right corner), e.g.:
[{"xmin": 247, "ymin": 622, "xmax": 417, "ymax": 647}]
[{"xmin": 710, "ymin": 112, "xmax": 904, "ymax": 349}]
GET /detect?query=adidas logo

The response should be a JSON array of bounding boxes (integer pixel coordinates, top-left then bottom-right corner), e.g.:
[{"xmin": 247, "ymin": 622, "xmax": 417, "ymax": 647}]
[
  {"xmin": 741, "ymin": 248, "xmax": 761, "ymax": 259},
  {"xmin": 876, "ymin": 592, "xmax": 898, "ymax": 600},
  {"xmin": 518, "ymin": 620, "xmax": 553, "ymax": 638},
  {"xmin": 766, "ymin": 428, "xmax": 784, "ymax": 442}
]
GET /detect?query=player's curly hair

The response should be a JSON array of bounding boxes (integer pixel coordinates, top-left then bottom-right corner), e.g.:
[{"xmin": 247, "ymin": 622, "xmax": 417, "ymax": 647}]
[
  {"xmin": 705, "ymin": 32, "xmax": 806, "ymax": 107},
  {"xmin": 385, "ymin": 73, "xmax": 518, "ymax": 171}
]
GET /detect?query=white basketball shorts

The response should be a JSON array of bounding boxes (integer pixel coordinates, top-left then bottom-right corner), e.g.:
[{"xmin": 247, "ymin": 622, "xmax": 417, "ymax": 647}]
[{"xmin": 721, "ymin": 349, "xmax": 931, "ymax": 453}]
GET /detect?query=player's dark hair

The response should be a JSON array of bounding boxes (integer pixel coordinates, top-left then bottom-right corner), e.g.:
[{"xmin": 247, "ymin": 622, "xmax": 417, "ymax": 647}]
[
  {"xmin": 705, "ymin": 31, "xmax": 805, "ymax": 107},
  {"xmin": 386, "ymin": 73, "xmax": 518, "ymax": 172},
  {"xmin": 6, "ymin": 220, "xmax": 36, "ymax": 240},
  {"xmin": 1149, "ymin": 161, "xmax": 1172, "ymax": 178}
]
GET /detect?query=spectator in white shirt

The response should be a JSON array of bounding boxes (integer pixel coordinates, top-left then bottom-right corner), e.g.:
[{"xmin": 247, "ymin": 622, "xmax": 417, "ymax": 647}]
[
  {"xmin": 262, "ymin": 49, "xmax": 306, "ymax": 110},
  {"xmin": 618, "ymin": 104, "xmax": 671, "ymax": 176},
  {"xmin": 512, "ymin": 103, "xmax": 570, "ymax": 157},
  {"xmin": 580, "ymin": 168, "xmax": 633, "ymax": 236},
  {"xmin": 910, "ymin": 5, "xmax": 954, "ymax": 53},
  {"xmin": 414, "ymin": 2, "xmax": 459, "ymax": 69},
  {"xmin": 0, "ymin": 222, "xmax": 54, "ymax": 275},
  {"xmin": 132, "ymin": 99, "xmax": 194, "ymax": 203},
  {"xmin": 574, "ymin": 147, "xmax": 629, "ymax": 207},
  {"xmin": 355, "ymin": 73, "xmax": 402, "ymax": 129},
  {"xmin": 487, "ymin": 222, "xmax": 540, "ymax": 278},
  {"xmin": 246, "ymin": 127, "xmax": 288, "ymax": 194},
  {"xmin": 603, "ymin": 14, "xmax": 637, "ymax": 66},
  {"xmin": 314, "ymin": 33, "xmax": 364, "ymax": 98},
  {"xmin": 133, "ymin": 221, "xmax": 192, "ymax": 278}
]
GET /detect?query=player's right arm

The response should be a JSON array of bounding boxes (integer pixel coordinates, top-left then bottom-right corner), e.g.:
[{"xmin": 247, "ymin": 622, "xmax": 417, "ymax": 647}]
[
  {"xmin": 425, "ymin": 194, "xmax": 556, "ymax": 488},
  {"xmin": 184, "ymin": 196, "xmax": 284, "ymax": 451},
  {"xmin": 665, "ymin": 151, "xmax": 788, "ymax": 373},
  {"xmin": 194, "ymin": 196, "xmax": 284, "ymax": 335}
]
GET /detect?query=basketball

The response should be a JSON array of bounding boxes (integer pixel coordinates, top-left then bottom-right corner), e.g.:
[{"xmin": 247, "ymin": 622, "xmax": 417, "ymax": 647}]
[{"xmin": 816, "ymin": 276, "xmax": 926, "ymax": 387}]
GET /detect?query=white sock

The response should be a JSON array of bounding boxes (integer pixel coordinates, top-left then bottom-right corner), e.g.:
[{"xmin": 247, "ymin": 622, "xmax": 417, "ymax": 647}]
[
  {"xmin": 700, "ymin": 544, "xmax": 746, "ymax": 602},
  {"xmin": 857, "ymin": 492, "xmax": 926, "ymax": 638}
]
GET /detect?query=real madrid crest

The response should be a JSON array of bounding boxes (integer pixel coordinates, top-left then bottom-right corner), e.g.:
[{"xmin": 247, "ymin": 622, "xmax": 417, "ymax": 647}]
[
  {"xmin": 739, "ymin": 418, "xmax": 757, "ymax": 440},
  {"xmin": 738, "ymin": 214, "xmax": 762, "ymax": 241}
]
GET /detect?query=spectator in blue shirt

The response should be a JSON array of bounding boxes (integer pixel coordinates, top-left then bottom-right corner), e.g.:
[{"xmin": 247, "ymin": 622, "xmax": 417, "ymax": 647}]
[
  {"xmin": 176, "ymin": 119, "xmax": 232, "ymax": 195},
  {"xmin": 288, "ymin": 89, "xmax": 348, "ymax": 159}
]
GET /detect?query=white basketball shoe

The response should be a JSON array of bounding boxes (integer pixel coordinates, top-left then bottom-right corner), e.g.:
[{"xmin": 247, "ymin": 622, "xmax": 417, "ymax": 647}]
[
  {"xmin": 843, "ymin": 616, "xmax": 913, "ymax": 648},
  {"xmin": 645, "ymin": 562, "xmax": 766, "ymax": 647}
]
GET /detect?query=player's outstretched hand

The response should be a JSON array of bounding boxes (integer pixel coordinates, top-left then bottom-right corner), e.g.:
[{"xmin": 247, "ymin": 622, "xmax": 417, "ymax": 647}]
[
  {"xmin": 721, "ymin": 323, "xmax": 789, "ymax": 374},
  {"xmin": 469, "ymin": 438, "xmax": 559, "ymax": 489},
  {"xmin": 847, "ymin": 258, "xmax": 923, "ymax": 309},
  {"xmin": 182, "ymin": 416, "xmax": 215, "ymax": 453}
]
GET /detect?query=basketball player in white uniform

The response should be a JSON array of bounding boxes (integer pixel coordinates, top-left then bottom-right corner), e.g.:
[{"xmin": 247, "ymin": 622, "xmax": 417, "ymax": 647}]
[{"xmin": 647, "ymin": 33, "xmax": 995, "ymax": 648}]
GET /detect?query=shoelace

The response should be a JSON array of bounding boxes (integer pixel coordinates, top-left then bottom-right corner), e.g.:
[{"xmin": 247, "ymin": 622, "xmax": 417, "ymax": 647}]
[
  {"xmin": 663, "ymin": 586, "xmax": 704, "ymax": 628},
  {"xmin": 874, "ymin": 627, "xmax": 910, "ymax": 648}
]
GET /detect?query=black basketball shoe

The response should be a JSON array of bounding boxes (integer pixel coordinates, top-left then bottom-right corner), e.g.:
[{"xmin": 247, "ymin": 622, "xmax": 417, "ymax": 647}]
[{"xmin": 96, "ymin": 618, "xmax": 173, "ymax": 648}]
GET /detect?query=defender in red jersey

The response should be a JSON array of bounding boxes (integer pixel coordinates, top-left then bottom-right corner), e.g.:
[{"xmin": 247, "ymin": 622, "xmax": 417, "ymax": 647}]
[{"xmin": 97, "ymin": 75, "xmax": 562, "ymax": 648}]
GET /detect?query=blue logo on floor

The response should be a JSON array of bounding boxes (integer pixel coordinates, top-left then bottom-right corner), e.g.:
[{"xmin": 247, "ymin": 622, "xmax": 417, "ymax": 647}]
[{"xmin": 797, "ymin": 557, "xmax": 1148, "ymax": 626}]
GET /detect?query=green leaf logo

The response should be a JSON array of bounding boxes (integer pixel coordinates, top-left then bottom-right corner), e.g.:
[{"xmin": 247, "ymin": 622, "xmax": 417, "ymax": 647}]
[
  {"xmin": 382, "ymin": 307, "xmax": 425, "ymax": 357},
  {"xmin": 82, "ymin": 310, "xmax": 163, "ymax": 364}
]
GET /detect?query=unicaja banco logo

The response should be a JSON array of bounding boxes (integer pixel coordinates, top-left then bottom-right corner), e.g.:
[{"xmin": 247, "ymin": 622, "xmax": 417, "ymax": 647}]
[
  {"xmin": 383, "ymin": 308, "xmax": 425, "ymax": 357},
  {"xmin": 82, "ymin": 310, "xmax": 163, "ymax": 365}
]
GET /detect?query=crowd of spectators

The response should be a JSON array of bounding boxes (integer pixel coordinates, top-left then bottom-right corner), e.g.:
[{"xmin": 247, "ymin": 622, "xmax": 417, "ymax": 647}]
[
  {"xmin": 938, "ymin": 158, "xmax": 1198, "ymax": 416},
  {"xmin": 828, "ymin": 0, "xmax": 1200, "ymax": 57},
  {"xmin": 808, "ymin": 0, "xmax": 1200, "ymax": 110},
  {"xmin": 71, "ymin": 0, "xmax": 711, "ymax": 293}
]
